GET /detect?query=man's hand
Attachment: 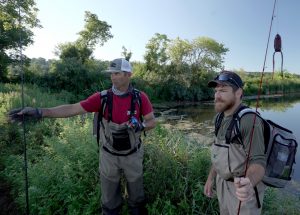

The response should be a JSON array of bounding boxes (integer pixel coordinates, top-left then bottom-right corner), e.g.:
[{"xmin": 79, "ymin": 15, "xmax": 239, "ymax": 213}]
[
  {"xmin": 234, "ymin": 177, "xmax": 254, "ymax": 202},
  {"xmin": 204, "ymin": 178, "xmax": 215, "ymax": 198},
  {"xmin": 127, "ymin": 116, "xmax": 144, "ymax": 132},
  {"xmin": 9, "ymin": 107, "xmax": 42, "ymax": 122}
]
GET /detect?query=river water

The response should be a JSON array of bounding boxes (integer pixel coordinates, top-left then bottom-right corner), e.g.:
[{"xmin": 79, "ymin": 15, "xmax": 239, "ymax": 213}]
[{"xmin": 174, "ymin": 95, "xmax": 300, "ymax": 182}]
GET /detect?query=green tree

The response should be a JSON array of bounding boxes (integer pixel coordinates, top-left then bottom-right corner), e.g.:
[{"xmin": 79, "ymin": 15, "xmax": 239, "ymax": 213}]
[
  {"xmin": 0, "ymin": 0, "xmax": 40, "ymax": 80},
  {"xmin": 168, "ymin": 36, "xmax": 228, "ymax": 73},
  {"xmin": 168, "ymin": 37, "xmax": 192, "ymax": 66},
  {"xmin": 55, "ymin": 11, "xmax": 112, "ymax": 64},
  {"xmin": 77, "ymin": 11, "xmax": 113, "ymax": 49},
  {"xmin": 49, "ymin": 11, "xmax": 112, "ymax": 99},
  {"xmin": 55, "ymin": 42, "xmax": 93, "ymax": 64},
  {"xmin": 167, "ymin": 36, "xmax": 228, "ymax": 89},
  {"xmin": 121, "ymin": 46, "xmax": 132, "ymax": 61},
  {"xmin": 190, "ymin": 37, "xmax": 228, "ymax": 72},
  {"xmin": 144, "ymin": 33, "xmax": 170, "ymax": 73}
]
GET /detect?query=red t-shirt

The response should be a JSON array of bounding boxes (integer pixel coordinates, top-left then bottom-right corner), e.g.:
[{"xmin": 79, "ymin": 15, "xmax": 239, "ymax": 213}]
[{"xmin": 80, "ymin": 91, "xmax": 153, "ymax": 124}]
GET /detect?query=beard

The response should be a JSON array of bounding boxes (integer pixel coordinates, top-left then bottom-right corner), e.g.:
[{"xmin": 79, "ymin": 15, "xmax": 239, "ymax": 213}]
[{"xmin": 214, "ymin": 98, "xmax": 236, "ymax": 113}]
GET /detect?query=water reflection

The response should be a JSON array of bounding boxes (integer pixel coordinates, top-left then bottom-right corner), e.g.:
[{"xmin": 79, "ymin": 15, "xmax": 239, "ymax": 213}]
[{"xmin": 245, "ymin": 95, "xmax": 300, "ymax": 112}]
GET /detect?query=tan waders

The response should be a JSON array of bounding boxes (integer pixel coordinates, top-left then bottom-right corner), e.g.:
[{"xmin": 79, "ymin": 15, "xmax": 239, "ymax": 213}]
[
  {"xmin": 212, "ymin": 113, "xmax": 266, "ymax": 215},
  {"xmin": 99, "ymin": 120, "xmax": 147, "ymax": 215}
]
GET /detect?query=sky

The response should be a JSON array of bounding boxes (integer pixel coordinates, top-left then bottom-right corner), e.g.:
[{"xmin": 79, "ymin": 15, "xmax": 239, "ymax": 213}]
[{"xmin": 24, "ymin": 0, "xmax": 300, "ymax": 74}]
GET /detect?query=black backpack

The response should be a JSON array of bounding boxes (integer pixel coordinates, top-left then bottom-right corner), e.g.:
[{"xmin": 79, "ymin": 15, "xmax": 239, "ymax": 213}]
[
  {"xmin": 93, "ymin": 88, "xmax": 142, "ymax": 146},
  {"xmin": 215, "ymin": 105, "xmax": 298, "ymax": 188}
]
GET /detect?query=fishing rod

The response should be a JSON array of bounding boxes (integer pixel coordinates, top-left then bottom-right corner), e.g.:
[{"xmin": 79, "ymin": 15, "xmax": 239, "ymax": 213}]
[
  {"xmin": 18, "ymin": 0, "xmax": 30, "ymax": 214},
  {"xmin": 237, "ymin": 0, "xmax": 278, "ymax": 214}
]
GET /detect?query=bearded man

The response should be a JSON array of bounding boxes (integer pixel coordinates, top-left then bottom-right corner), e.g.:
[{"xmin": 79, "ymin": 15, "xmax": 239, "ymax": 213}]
[{"xmin": 204, "ymin": 70, "xmax": 266, "ymax": 215}]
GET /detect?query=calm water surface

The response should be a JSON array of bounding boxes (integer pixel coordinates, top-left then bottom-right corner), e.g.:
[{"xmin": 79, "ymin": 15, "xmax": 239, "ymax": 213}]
[{"xmin": 176, "ymin": 96, "xmax": 300, "ymax": 182}]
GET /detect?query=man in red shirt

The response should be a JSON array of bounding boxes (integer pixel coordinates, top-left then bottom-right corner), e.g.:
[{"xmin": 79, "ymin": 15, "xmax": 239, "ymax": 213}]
[{"xmin": 9, "ymin": 58, "xmax": 156, "ymax": 215}]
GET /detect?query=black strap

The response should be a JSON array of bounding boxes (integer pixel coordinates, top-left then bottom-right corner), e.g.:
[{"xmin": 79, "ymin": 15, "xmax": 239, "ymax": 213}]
[
  {"xmin": 102, "ymin": 143, "xmax": 141, "ymax": 156},
  {"xmin": 215, "ymin": 105, "xmax": 248, "ymax": 144},
  {"xmin": 132, "ymin": 89, "xmax": 145, "ymax": 135},
  {"xmin": 96, "ymin": 91, "xmax": 108, "ymax": 146},
  {"xmin": 107, "ymin": 90, "xmax": 113, "ymax": 122},
  {"xmin": 130, "ymin": 90, "xmax": 137, "ymax": 117},
  {"xmin": 254, "ymin": 186, "xmax": 261, "ymax": 208},
  {"xmin": 130, "ymin": 89, "xmax": 142, "ymax": 118},
  {"xmin": 215, "ymin": 112, "xmax": 224, "ymax": 136}
]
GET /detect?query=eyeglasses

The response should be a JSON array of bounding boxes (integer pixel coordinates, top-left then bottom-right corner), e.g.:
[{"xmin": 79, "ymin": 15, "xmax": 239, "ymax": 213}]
[{"xmin": 215, "ymin": 74, "xmax": 241, "ymax": 88}]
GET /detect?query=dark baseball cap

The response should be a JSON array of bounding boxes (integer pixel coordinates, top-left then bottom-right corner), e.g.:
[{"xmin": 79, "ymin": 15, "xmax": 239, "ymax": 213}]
[{"xmin": 208, "ymin": 70, "xmax": 243, "ymax": 88}]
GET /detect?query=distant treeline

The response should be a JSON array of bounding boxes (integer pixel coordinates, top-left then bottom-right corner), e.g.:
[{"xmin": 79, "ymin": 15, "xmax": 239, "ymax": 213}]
[
  {"xmin": 2, "ymin": 1, "xmax": 300, "ymax": 103},
  {"xmin": 2, "ymin": 56, "xmax": 300, "ymax": 104}
]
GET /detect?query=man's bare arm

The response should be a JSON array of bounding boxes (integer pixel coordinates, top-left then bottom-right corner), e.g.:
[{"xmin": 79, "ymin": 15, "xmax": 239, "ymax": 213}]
[
  {"xmin": 41, "ymin": 103, "xmax": 87, "ymax": 118},
  {"xmin": 142, "ymin": 112, "xmax": 156, "ymax": 131}
]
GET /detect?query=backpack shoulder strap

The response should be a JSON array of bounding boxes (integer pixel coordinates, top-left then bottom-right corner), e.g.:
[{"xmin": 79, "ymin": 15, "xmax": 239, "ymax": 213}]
[
  {"xmin": 96, "ymin": 89, "xmax": 109, "ymax": 146},
  {"xmin": 235, "ymin": 107, "xmax": 265, "ymax": 144},
  {"xmin": 131, "ymin": 88, "xmax": 143, "ymax": 120},
  {"xmin": 214, "ymin": 105, "xmax": 249, "ymax": 138},
  {"xmin": 224, "ymin": 105, "xmax": 252, "ymax": 144},
  {"xmin": 215, "ymin": 112, "xmax": 224, "ymax": 136},
  {"xmin": 230, "ymin": 105, "xmax": 254, "ymax": 144},
  {"xmin": 99, "ymin": 90, "xmax": 108, "ymax": 116},
  {"xmin": 105, "ymin": 89, "xmax": 113, "ymax": 122}
]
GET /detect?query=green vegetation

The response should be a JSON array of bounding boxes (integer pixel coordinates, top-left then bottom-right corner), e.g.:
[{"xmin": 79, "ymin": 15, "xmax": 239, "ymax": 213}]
[
  {"xmin": 2, "ymin": 1, "xmax": 300, "ymax": 214},
  {"xmin": 0, "ymin": 0, "xmax": 40, "ymax": 81},
  {"xmin": 1, "ymin": 83, "xmax": 300, "ymax": 214}
]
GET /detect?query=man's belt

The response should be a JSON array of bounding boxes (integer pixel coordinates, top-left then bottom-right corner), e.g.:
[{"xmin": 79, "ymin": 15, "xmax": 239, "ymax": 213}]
[{"xmin": 103, "ymin": 143, "xmax": 141, "ymax": 156}]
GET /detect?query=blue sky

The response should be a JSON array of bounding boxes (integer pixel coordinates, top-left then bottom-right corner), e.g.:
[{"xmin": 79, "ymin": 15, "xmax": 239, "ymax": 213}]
[{"xmin": 24, "ymin": 0, "xmax": 300, "ymax": 74}]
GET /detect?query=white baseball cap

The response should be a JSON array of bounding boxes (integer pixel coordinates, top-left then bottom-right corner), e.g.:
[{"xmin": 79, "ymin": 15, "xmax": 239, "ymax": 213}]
[{"xmin": 104, "ymin": 58, "xmax": 132, "ymax": 73}]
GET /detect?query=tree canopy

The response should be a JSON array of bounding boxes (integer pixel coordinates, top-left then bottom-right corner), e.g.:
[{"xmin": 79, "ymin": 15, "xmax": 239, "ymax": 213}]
[
  {"xmin": 55, "ymin": 11, "xmax": 113, "ymax": 64},
  {"xmin": 144, "ymin": 33, "xmax": 170, "ymax": 73},
  {"xmin": 0, "ymin": 0, "xmax": 40, "ymax": 80}
]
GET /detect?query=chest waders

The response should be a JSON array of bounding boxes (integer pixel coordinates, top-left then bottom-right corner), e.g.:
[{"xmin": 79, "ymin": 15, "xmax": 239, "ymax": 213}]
[
  {"xmin": 94, "ymin": 88, "xmax": 143, "ymax": 155},
  {"xmin": 213, "ymin": 113, "xmax": 265, "ymax": 215},
  {"xmin": 96, "ymin": 89, "xmax": 148, "ymax": 215}
]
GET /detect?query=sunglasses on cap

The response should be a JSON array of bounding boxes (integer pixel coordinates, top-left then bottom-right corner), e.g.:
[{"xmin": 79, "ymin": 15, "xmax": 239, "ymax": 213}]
[{"xmin": 214, "ymin": 73, "xmax": 242, "ymax": 88}]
